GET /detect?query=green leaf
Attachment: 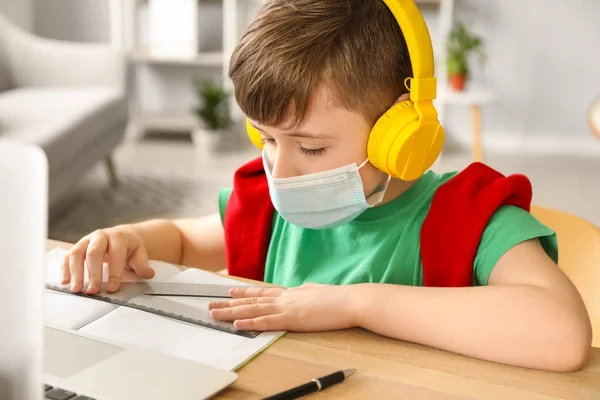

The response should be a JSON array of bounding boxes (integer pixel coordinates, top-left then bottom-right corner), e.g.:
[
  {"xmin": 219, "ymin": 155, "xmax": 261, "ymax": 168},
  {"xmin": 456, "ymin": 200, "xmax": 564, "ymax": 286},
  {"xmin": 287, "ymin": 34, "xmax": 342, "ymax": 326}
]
[
  {"xmin": 445, "ymin": 21, "xmax": 486, "ymax": 77},
  {"xmin": 193, "ymin": 79, "xmax": 232, "ymax": 131}
]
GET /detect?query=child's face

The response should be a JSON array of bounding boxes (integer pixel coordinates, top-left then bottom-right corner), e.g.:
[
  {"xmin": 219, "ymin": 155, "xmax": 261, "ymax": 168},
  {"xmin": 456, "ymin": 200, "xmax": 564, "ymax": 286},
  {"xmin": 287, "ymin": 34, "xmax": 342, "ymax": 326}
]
[{"xmin": 250, "ymin": 86, "xmax": 389, "ymax": 199}]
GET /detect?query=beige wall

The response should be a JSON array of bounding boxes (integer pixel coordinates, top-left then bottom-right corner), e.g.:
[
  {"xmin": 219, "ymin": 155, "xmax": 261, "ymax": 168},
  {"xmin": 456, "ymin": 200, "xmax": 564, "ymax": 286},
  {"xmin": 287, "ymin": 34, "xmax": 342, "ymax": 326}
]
[
  {"xmin": 34, "ymin": 0, "xmax": 110, "ymax": 42},
  {"xmin": 0, "ymin": 0, "xmax": 33, "ymax": 30},
  {"xmin": 445, "ymin": 0, "xmax": 600, "ymax": 146}
]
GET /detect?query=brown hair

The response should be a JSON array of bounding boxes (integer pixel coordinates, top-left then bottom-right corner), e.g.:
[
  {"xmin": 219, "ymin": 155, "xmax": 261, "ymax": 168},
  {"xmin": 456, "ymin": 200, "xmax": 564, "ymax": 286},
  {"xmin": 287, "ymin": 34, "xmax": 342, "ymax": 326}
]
[{"xmin": 228, "ymin": 0, "xmax": 412, "ymax": 129}]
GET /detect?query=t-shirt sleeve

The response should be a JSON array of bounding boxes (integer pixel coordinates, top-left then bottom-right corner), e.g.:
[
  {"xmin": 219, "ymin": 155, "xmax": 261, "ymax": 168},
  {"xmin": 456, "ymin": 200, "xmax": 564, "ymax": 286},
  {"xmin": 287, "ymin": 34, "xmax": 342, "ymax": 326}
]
[
  {"xmin": 218, "ymin": 187, "xmax": 233, "ymax": 225},
  {"xmin": 473, "ymin": 205, "xmax": 559, "ymax": 286}
]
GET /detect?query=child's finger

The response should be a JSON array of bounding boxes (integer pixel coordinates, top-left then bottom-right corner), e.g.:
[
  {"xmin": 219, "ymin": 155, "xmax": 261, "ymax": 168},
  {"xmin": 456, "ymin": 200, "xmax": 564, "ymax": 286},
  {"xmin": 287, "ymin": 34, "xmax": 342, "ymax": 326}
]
[
  {"xmin": 85, "ymin": 233, "xmax": 109, "ymax": 294},
  {"xmin": 229, "ymin": 287, "xmax": 285, "ymax": 298},
  {"xmin": 106, "ymin": 239, "xmax": 127, "ymax": 293},
  {"xmin": 234, "ymin": 315, "xmax": 281, "ymax": 331},
  {"xmin": 68, "ymin": 239, "xmax": 89, "ymax": 293},
  {"xmin": 210, "ymin": 303, "xmax": 281, "ymax": 322},
  {"xmin": 61, "ymin": 253, "xmax": 71, "ymax": 284},
  {"xmin": 208, "ymin": 297, "xmax": 275, "ymax": 310},
  {"xmin": 128, "ymin": 246, "xmax": 155, "ymax": 279}
]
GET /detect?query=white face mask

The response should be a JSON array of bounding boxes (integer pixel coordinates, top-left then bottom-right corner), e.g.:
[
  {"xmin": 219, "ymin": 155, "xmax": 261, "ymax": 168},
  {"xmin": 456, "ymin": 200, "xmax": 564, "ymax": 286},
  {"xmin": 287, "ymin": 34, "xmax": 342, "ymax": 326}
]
[{"xmin": 262, "ymin": 150, "xmax": 390, "ymax": 229}]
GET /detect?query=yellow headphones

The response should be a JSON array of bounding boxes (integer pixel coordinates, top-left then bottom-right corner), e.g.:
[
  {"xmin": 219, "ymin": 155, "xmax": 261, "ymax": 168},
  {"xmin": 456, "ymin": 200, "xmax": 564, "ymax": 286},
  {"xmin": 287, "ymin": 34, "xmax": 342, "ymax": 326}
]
[{"xmin": 245, "ymin": 0, "xmax": 444, "ymax": 181}]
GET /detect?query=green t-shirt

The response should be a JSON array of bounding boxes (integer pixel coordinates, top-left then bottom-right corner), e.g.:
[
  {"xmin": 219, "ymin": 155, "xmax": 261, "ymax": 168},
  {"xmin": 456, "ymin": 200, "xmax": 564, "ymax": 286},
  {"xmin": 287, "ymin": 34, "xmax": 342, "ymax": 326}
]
[{"xmin": 218, "ymin": 170, "xmax": 558, "ymax": 287}]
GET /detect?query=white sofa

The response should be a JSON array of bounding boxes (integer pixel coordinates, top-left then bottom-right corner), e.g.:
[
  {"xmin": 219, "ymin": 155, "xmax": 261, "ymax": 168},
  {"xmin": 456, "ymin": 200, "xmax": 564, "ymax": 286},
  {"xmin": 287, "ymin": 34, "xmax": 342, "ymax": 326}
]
[{"xmin": 0, "ymin": 13, "xmax": 128, "ymax": 206}]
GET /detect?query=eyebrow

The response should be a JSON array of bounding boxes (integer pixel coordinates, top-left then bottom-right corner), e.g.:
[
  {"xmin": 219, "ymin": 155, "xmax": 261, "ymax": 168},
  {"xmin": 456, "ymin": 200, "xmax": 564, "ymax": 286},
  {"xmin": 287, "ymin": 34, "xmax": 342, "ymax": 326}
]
[{"xmin": 250, "ymin": 123, "xmax": 329, "ymax": 139}]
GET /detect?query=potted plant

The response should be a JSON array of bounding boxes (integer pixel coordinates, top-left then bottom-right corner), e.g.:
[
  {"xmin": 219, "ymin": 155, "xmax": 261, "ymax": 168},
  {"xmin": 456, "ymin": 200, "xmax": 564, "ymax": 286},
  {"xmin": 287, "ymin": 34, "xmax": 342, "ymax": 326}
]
[
  {"xmin": 192, "ymin": 79, "xmax": 232, "ymax": 151},
  {"xmin": 445, "ymin": 22, "xmax": 486, "ymax": 92}
]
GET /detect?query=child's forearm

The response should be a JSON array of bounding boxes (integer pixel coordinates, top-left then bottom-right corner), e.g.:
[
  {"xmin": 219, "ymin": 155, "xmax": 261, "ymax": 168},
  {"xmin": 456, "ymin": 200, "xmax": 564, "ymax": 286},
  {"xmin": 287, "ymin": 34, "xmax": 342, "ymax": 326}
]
[
  {"xmin": 173, "ymin": 214, "xmax": 226, "ymax": 271},
  {"xmin": 125, "ymin": 213, "xmax": 226, "ymax": 271},
  {"xmin": 353, "ymin": 283, "xmax": 592, "ymax": 372}
]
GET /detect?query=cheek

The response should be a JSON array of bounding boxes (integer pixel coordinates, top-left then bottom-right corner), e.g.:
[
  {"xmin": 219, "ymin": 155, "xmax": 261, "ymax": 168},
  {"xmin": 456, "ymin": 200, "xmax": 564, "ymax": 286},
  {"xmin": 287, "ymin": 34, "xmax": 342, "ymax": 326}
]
[
  {"xmin": 359, "ymin": 163, "xmax": 387, "ymax": 195},
  {"xmin": 265, "ymin": 146, "xmax": 277, "ymax": 165}
]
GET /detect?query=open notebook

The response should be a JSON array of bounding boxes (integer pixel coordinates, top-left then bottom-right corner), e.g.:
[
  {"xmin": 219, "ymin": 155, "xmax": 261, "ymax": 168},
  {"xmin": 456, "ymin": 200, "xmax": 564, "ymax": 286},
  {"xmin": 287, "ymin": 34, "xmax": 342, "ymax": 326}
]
[{"xmin": 44, "ymin": 248, "xmax": 285, "ymax": 371}]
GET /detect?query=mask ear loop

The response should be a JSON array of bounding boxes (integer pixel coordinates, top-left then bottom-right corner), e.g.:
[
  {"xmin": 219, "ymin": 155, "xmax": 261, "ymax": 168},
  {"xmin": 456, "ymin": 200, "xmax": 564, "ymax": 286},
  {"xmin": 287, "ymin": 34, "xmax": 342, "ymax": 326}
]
[
  {"xmin": 365, "ymin": 173, "xmax": 392, "ymax": 206},
  {"xmin": 359, "ymin": 156, "xmax": 391, "ymax": 207}
]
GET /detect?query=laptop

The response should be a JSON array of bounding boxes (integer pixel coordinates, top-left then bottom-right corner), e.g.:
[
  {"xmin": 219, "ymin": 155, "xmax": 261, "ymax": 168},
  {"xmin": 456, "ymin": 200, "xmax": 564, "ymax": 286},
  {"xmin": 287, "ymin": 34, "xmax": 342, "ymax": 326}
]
[{"xmin": 0, "ymin": 141, "xmax": 237, "ymax": 400}]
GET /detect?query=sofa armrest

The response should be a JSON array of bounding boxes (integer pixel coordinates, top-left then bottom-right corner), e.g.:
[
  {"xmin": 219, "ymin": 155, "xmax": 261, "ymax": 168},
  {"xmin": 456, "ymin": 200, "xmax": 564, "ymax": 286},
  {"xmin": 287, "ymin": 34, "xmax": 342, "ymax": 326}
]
[{"xmin": 5, "ymin": 24, "xmax": 126, "ymax": 90}]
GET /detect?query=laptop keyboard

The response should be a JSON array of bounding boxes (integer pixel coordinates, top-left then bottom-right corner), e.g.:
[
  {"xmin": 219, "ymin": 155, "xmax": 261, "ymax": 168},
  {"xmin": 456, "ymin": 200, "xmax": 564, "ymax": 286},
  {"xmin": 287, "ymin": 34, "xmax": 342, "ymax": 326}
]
[{"xmin": 44, "ymin": 384, "xmax": 95, "ymax": 400}]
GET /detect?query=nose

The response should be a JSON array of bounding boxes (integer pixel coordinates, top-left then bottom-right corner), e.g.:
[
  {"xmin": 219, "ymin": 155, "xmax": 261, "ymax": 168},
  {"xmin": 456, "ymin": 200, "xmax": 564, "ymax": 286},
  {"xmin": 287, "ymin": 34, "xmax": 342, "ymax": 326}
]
[{"xmin": 270, "ymin": 148, "xmax": 297, "ymax": 179}]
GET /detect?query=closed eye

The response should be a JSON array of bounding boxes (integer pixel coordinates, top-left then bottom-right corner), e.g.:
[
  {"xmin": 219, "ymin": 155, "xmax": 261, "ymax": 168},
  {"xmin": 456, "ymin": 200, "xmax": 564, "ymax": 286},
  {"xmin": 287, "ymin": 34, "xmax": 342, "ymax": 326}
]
[
  {"xmin": 260, "ymin": 138, "xmax": 326, "ymax": 156},
  {"xmin": 299, "ymin": 147, "xmax": 326, "ymax": 156}
]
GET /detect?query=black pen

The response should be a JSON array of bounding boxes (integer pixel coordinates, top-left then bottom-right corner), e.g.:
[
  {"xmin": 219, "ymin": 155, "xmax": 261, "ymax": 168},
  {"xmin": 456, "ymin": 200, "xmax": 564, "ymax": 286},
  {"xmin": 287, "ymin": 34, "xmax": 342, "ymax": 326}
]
[{"xmin": 262, "ymin": 369, "xmax": 356, "ymax": 400}]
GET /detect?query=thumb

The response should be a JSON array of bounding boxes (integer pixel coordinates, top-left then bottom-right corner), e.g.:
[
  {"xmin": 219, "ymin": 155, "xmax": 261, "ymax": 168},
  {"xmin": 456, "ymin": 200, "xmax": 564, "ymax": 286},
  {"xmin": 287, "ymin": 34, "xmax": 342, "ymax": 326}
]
[{"xmin": 128, "ymin": 247, "xmax": 155, "ymax": 279}]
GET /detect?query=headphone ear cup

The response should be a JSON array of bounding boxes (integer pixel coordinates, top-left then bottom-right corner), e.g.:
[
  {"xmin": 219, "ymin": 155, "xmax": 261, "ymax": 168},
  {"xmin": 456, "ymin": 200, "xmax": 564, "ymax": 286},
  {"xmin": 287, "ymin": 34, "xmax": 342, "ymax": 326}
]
[
  {"xmin": 368, "ymin": 100, "xmax": 419, "ymax": 176},
  {"xmin": 368, "ymin": 100, "xmax": 444, "ymax": 180},
  {"xmin": 246, "ymin": 118, "xmax": 264, "ymax": 150}
]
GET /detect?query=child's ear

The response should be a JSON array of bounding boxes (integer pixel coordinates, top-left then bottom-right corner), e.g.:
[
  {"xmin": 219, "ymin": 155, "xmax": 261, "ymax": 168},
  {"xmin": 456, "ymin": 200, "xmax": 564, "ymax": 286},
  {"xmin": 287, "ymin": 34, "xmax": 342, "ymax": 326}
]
[{"xmin": 394, "ymin": 93, "xmax": 411, "ymax": 104}]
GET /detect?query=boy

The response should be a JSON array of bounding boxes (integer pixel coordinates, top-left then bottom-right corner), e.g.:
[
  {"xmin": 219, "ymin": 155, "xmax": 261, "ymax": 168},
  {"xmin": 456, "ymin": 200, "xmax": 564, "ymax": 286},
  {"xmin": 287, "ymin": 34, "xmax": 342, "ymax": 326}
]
[{"xmin": 61, "ymin": 0, "xmax": 591, "ymax": 372}]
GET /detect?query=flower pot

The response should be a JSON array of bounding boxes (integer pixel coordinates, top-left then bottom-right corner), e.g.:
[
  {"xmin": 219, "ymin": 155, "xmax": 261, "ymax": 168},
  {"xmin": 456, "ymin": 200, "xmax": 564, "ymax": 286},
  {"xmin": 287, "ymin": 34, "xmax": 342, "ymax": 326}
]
[
  {"xmin": 449, "ymin": 74, "xmax": 467, "ymax": 92},
  {"xmin": 192, "ymin": 127, "xmax": 222, "ymax": 149},
  {"xmin": 191, "ymin": 128, "xmax": 223, "ymax": 170}
]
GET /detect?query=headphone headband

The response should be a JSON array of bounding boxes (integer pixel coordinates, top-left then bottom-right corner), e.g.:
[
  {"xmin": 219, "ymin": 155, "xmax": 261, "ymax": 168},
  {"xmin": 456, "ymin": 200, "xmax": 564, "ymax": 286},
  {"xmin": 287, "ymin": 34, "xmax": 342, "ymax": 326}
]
[
  {"xmin": 245, "ymin": 0, "xmax": 445, "ymax": 180},
  {"xmin": 381, "ymin": 0, "xmax": 437, "ymax": 103}
]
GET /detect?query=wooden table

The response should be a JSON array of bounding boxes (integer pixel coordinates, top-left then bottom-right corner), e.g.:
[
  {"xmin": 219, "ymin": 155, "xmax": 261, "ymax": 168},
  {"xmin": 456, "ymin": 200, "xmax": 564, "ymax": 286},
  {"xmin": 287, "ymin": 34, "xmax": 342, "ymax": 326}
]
[{"xmin": 47, "ymin": 240, "xmax": 600, "ymax": 400}]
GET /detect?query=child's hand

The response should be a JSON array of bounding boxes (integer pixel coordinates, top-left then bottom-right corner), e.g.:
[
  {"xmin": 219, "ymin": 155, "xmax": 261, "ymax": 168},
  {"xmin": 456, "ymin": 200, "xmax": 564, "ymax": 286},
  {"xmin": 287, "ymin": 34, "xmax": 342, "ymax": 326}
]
[
  {"xmin": 61, "ymin": 226, "xmax": 155, "ymax": 294},
  {"xmin": 208, "ymin": 283, "xmax": 359, "ymax": 332}
]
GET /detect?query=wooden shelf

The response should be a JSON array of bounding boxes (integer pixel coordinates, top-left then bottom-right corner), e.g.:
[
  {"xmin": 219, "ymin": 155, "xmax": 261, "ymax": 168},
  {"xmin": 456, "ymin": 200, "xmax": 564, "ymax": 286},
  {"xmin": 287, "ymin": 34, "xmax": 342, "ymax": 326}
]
[{"xmin": 130, "ymin": 49, "xmax": 224, "ymax": 67}]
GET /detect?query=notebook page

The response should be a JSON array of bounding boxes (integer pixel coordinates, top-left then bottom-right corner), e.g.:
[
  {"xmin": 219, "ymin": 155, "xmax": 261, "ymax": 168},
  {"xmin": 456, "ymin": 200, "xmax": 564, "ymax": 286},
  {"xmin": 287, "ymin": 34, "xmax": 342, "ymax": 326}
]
[
  {"xmin": 44, "ymin": 290, "xmax": 117, "ymax": 330},
  {"xmin": 80, "ymin": 268, "xmax": 285, "ymax": 371}
]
